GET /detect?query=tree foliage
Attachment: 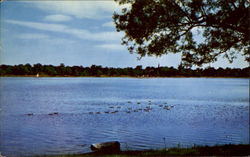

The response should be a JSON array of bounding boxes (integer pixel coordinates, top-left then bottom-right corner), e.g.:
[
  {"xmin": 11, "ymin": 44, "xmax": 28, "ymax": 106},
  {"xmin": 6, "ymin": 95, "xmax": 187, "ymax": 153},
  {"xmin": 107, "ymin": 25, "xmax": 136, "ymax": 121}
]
[
  {"xmin": 113, "ymin": 0, "xmax": 250, "ymax": 67},
  {"xmin": 0, "ymin": 64, "xmax": 249, "ymax": 77}
]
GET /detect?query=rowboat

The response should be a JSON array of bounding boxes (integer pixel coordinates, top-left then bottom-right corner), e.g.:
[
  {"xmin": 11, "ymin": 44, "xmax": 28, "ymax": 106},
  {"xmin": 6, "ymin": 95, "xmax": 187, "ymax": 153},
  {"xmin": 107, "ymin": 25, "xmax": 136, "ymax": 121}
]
[{"xmin": 90, "ymin": 141, "xmax": 120, "ymax": 152}]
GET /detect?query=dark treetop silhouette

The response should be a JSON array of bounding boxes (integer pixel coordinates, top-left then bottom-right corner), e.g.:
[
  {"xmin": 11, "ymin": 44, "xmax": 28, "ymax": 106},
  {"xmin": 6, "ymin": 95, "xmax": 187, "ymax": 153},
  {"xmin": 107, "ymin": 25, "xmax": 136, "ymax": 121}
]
[{"xmin": 113, "ymin": 0, "xmax": 249, "ymax": 67}]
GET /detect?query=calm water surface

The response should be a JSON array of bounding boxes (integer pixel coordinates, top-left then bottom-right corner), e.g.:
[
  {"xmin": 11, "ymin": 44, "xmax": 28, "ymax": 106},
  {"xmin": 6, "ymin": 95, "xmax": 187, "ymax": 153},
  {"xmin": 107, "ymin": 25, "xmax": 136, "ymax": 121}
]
[{"xmin": 0, "ymin": 77, "xmax": 249, "ymax": 156}]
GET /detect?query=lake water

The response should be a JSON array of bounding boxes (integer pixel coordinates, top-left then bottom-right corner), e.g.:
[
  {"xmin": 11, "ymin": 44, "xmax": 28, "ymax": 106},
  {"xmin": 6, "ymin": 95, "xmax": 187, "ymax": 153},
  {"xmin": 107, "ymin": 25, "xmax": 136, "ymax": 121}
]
[{"xmin": 0, "ymin": 77, "xmax": 249, "ymax": 156}]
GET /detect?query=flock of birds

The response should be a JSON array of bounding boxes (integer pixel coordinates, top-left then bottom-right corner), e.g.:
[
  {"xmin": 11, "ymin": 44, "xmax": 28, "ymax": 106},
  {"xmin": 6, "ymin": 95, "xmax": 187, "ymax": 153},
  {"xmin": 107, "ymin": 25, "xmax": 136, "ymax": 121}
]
[
  {"xmin": 25, "ymin": 112, "xmax": 59, "ymax": 116},
  {"xmin": 87, "ymin": 101, "xmax": 175, "ymax": 115},
  {"xmin": 25, "ymin": 101, "xmax": 175, "ymax": 116}
]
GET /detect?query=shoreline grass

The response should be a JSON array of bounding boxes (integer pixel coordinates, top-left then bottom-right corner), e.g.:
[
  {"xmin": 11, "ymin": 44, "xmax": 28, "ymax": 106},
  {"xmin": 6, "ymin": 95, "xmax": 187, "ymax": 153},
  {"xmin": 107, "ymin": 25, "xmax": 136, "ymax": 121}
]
[
  {"xmin": 0, "ymin": 75, "xmax": 249, "ymax": 79},
  {"xmin": 31, "ymin": 144, "xmax": 250, "ymax": 157}
]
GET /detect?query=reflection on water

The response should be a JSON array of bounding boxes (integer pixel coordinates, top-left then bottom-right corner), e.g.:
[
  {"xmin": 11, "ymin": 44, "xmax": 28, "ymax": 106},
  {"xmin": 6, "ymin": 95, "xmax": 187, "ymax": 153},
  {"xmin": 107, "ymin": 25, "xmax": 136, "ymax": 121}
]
[{"xmin": 0, "ymin": 77, "xmax": 249, "ymax": 156}]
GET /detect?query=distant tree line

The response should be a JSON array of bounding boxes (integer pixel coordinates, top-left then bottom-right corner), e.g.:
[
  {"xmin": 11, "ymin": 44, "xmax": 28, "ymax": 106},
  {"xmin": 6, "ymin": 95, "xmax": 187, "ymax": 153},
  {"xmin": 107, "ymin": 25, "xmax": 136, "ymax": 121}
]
[{"xmin": 0, "ymin": 63, "xmax": 249, "ymax": 77}]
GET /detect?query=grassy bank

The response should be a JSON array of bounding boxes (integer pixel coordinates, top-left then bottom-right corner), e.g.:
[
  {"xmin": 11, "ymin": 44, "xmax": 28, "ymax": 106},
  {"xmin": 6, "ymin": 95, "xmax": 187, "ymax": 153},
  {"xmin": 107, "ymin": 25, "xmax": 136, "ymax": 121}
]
[{"xmin": 34, "ymin": 144, "xmax": 250, "ymax": 157}]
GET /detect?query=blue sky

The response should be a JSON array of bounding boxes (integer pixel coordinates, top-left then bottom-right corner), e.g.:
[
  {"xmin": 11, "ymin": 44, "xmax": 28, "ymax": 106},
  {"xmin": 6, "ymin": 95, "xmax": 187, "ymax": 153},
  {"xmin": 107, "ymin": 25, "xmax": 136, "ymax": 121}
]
[{"xmin": 0, "ymin": 1, "xmax": 248, "ymax": 68}]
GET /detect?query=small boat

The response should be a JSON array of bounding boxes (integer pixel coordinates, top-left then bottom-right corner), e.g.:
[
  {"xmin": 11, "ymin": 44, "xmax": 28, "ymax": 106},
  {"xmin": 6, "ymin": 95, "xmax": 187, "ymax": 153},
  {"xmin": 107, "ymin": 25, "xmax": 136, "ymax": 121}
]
[
  {"xmin": 36, "ymin": 73, "xmax": 39, "ymax": 77},
  {"xmin": 90, "ymin": 141, "xmax": 120, "ymax": 152}
]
